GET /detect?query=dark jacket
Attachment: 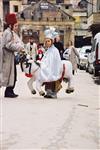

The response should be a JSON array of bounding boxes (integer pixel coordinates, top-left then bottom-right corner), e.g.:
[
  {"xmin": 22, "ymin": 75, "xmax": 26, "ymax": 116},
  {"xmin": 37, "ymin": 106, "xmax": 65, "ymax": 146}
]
[{"xmin": 54, "ymin": 41, "xmax": 64, "ymax": 60}]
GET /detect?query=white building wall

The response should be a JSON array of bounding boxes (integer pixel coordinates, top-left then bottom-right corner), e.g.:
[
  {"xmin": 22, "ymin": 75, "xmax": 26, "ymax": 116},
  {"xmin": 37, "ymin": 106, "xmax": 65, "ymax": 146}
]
[
  {"xmin": 10, "ymin": 0, "xmax": 22, "ymax": 13},
  {"xmin": 70, "ymin": 0, "xmax": 80, "ymax": 8}
]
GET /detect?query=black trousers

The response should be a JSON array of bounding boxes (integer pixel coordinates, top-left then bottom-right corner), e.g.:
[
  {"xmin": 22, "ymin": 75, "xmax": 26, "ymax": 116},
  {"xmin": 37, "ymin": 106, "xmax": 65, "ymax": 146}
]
[
  {"xmin": 5, "ymin": 59, "xmax": 17, "ymax": 94},
  {"xmin": 45, "ymin": 82, "xmax": 55, "ymax": 92}
]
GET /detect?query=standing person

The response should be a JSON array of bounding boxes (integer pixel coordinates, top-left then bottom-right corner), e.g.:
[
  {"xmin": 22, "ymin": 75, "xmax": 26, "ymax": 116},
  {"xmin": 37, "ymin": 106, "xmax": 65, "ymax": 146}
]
[
  {"xmin": 36, "ymin": 29, "xmax": 62, "ymax": 98},
  {"xmin": 54, "ymin": 32, "xmax": 64, "ymax": 60},
  {"xmin": 65, "ymin": 40, "xmax": 80, "ymax": 75},
  {"xmin": 36, "ymin": 43, "xmax": 45, "ymax": 62},
  {"xmin": 26, "ymin": 37, "xmax": 37, "ymax": 61},
  {"xmin": 31, "ymin": 11, "xmax": 34, "ymax": 20},
  {"xmin": 2, "ymin": 13, "xmax": 24, "ymax": 98},
  {"xmin": 0, "ymin": 34, "xmax": 3, "ymax": 87}
]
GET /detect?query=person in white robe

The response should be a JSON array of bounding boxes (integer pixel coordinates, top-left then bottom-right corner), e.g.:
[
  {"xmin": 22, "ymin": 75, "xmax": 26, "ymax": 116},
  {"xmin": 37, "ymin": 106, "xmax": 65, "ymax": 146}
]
[
  {"xmin": 26, "ymin": 37, "xmax": 37, "ymax": 61},
  {"xmin": 36, "ymin": 29, "xmax": 62, "ymax": 98}
]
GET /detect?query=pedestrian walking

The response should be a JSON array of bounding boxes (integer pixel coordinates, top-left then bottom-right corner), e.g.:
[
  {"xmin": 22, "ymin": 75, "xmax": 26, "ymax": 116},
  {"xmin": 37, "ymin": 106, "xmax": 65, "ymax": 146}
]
[
  {"xmin": 31, "ymin": 11, "xmax": 34, "ymax": 20},
  {"xmin": 54, "ymin": 32, "xmax": 64, "ymax": 60},
  {"xmin": 1, "ymin": 13, "xmax": 24, "ymax": 98},
  {"xmin": 36, "ymin": 43, "xmax": 45, "ymax": 62},
  {"xmin": 64, "ymin": 40, "xmax": 80, "ymax": 75},
  {"xmin": 26, "ymin": 36, "xmax": 37, "ymax": 61}
]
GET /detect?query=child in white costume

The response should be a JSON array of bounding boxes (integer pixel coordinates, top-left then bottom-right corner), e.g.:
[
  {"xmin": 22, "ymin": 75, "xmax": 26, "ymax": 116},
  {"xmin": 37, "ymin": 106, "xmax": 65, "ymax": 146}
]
[
  {"xmin": 21, "ymin": 29, "xmax": 74, "ymax": 96},
  {"xmin": 36, "ymin": 29, "xmax": 62, "ymax": 96}
]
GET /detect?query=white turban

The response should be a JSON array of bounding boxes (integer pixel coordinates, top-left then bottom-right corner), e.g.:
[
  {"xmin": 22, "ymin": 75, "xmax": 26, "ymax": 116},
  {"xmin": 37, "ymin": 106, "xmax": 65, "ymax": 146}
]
[
  {"xmin": 44, "ymin": 29, "xmax": 54, "ymax": 40},
  {"xmin": 53, "ymin": 31, "xmax": 59, "ymax": 39},
  {"xmin": 44, "ymin": 28, "xmax": 56, "ymax": 40}
]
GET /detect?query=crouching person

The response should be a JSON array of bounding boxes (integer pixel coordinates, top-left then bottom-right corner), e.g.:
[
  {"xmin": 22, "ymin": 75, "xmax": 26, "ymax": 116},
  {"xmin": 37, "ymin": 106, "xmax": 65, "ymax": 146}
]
[{"xmin": 36, "ymin": 29, "xmax": 62, "ymax": 98}]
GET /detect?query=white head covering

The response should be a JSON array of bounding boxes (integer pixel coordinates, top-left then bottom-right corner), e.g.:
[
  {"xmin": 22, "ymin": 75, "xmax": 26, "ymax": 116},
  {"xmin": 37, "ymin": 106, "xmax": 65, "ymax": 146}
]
[
  {"xmin": 53, "ymin": 31, "xmax": 59, "ymax": 39},
  {"xmin": 44, "ymin": 28, "xmax": 55, "ymax": 40}
]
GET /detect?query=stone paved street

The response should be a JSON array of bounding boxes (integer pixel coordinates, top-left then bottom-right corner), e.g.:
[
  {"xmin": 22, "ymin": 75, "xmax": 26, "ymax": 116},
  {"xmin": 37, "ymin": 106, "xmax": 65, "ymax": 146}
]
[{"xmin": 0, "ymin": 65, "xmax": 100, "ymax": 150}]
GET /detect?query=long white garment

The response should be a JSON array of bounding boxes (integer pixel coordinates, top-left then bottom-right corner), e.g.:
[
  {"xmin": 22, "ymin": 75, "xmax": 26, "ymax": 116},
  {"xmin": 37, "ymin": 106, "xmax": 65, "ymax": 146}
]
[
  {"xmin": 37, "ymin": 44, "xmax": 62, "ymax": 84},
  {"xmin": 13, "ymin": 32, "xmax": 25, "ymax": 63},
  {"xmin": 13, "ymin": 31, "xmax": 24, "ymax": 49},
  {"xmin": 25, "ymin": 42, "xmax": 37, "ymax": 60},
  {"xmin": 63, "ymin": 48, "xmax": 71, "ymax": 60}
]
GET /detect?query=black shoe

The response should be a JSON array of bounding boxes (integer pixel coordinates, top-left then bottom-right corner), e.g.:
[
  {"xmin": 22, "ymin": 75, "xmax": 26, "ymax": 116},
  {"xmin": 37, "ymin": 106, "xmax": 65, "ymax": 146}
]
[
  {"xmin": 31, "ymin": 89, "xmax": 36, "ymax": 95},
  {"xmin": 13, "ymin": 93, "xmax": 19, "ymax": 97},
  {"xmin": 44, "ymin": 94, "xmax": 57, "ymax": 99},
  {"xmin": 39, "ymin": 91, "xmax": 45, "ymax": 96},
  {"xmin": 65, "ymin": 88, "xmax": 74, "ymax": 94},
  {"xmin": 4, "ymin": 93, "xmax": 18, "ymax": 98},
  {"xmin": 44, "ymin": 94, "xmax": 52, "ymax": 98}
]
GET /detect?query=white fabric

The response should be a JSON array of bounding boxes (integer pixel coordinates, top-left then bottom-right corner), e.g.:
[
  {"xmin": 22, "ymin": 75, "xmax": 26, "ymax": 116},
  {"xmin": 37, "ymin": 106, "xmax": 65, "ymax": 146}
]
[
  {"xmin": 63, "ymin": 48, "xmax": 71, "ymax": 60},
  {"xmin": 62, "ymin": 60, "xmax": 74, "ymax": 88},
  {"xmin": 26, "ymin": 59, "xmax": 74, "ymax": 93},
  {"xmin": 44, "ymin": 29, "xmax": 55, "ymax": 40},
  {"xmin": 25, "ymin": 42, "xmax": 37, "ymax": 60},
  {"xmin": 37, "ymin": 44, "xmax": 62, "ymax": 84},
  {"xmin": 13, "ymin": 31, "xmax": 25, "ymax": 56},
  {"xmin": 45, "ymin": 33, "xmax": 54, "ymax": 40},
  {"xmin": 13, "ymin": 31, "xmax": 24, "ymax": 48},
  {"xmin": 53, "ymin": 31, "xmax": 59, "ymax": 39}
]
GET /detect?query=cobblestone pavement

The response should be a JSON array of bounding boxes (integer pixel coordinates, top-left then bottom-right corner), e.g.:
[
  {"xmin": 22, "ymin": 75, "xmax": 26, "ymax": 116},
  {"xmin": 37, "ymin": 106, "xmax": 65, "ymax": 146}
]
[{"xmin": 0, "ymin": 65, "xmax": 100, "ymax": 150}]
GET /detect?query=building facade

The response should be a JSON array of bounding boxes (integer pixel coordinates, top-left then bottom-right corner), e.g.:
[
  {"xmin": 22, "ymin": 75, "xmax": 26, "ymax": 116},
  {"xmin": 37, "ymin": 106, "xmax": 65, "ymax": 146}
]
[
  {"xmin": 88, "ymin": 0, "xmax": 100, "ymax": 37},
  {"xmin": 2, "ymin": 0, "xmax": 90, "ymax": 47},
  {"xmin": 3, "ymin": 0, "xmax": 9, "ymax": 17},
  {"xmin": 8, "ymin": 0, "xmax": 76, "ymax": 46},
  {"xmin": 18, "ymin": 0, "xmax": 75, "ymax": 46}
]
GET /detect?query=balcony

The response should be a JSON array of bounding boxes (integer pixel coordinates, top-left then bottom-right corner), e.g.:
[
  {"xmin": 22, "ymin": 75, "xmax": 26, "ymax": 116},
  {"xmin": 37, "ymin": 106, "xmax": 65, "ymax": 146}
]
[{"xmin": 88, "ymin": 12, "xmax": 100, "ymax": 26}]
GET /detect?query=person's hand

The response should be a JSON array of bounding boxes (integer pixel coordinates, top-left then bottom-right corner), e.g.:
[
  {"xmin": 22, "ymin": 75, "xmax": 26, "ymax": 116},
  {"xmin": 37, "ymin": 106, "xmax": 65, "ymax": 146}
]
[{"xmin": 20, "ymin": 49, "xmax": 25, "ymax": 53}]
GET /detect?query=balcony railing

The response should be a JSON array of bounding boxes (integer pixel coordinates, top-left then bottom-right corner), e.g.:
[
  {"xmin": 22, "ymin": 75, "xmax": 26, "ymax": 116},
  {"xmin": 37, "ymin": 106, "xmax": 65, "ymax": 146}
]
[{"xmin": 88, "ymin": 12, "xmax": 100, "ymax": 26}]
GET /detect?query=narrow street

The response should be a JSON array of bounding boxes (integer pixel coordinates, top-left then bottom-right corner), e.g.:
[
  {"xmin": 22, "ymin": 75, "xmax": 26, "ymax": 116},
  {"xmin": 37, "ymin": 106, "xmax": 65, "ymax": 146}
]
[{"xmin": 0, "ymin": 65, "xmax": 100, "ymax": 150}]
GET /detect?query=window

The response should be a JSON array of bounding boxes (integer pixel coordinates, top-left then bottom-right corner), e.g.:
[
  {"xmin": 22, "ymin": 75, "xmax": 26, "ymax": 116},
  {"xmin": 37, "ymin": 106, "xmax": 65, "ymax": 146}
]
[
  {"xmin": 97, "ymin": 0, "xmax": 100, "ymax": 12},
  {"xmin": 56, "ymin": 0, "xmax": 64, "ymax": 4},
  {"xmin": 13, "ymin": 5, "xmax": 18, "ymax": 12},
  {"xmin": 65, "ymin": 5, "xmax": 69, "ymax": 9}
]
